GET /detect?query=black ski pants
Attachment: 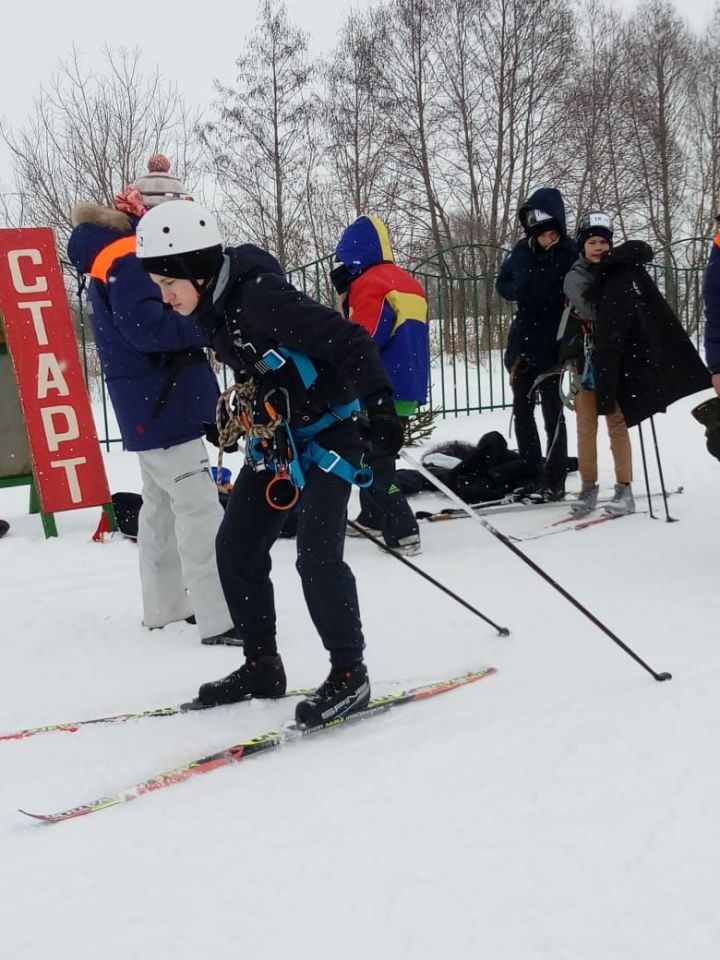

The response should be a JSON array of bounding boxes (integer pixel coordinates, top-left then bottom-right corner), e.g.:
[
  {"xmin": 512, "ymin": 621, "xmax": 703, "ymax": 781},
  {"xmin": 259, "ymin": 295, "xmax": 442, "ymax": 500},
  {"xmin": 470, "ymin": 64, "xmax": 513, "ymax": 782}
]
[
  {"xmin": 216, "ymin": 427, "xmax": 365, "ymax": 669},
  {"xmin": 357, "ymin": 448, "xmax": 419, "ymax": 546},
  {"xmin": 511, "ymin": 369, "xmax": 567, "ymax": 488}
]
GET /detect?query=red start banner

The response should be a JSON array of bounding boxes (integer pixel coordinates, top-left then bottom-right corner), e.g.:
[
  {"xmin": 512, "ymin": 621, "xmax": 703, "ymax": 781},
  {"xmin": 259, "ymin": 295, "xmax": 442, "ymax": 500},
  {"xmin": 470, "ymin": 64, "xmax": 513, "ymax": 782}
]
[{"xmin": 0, "ymin": 228, "xmax": 111, "ymax": 513}]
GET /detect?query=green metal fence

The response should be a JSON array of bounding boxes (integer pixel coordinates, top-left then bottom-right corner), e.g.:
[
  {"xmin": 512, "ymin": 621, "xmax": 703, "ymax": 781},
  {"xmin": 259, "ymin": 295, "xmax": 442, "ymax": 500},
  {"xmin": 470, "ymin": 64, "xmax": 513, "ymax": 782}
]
[{"xmin": 78, "ymin": 238, "xmax": 711, "ymax": 449}]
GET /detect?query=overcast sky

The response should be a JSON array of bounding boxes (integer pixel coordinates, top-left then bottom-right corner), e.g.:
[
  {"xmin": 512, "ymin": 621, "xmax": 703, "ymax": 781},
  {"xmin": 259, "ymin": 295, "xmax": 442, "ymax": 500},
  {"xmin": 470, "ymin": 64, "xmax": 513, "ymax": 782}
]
[{"xmin": 0, "ymin": 0, "xmax": 715, "ymax": 189}]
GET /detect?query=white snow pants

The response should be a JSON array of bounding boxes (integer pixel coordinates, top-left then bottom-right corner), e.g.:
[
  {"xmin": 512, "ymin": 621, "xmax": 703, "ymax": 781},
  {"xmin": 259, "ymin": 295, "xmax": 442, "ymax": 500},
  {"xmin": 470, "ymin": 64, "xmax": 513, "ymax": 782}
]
[{"xmin": 137, "ymin": 438, "xmax": 232, "ymax": 639}]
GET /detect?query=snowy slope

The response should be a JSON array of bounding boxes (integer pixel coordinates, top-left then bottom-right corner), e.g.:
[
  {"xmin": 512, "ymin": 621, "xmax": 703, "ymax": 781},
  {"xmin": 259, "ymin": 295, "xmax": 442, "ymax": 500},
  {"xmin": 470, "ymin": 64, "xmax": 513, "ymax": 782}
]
[{"xmin": 1, "ymin": 394, "xmax": 719, "ymax": 960}]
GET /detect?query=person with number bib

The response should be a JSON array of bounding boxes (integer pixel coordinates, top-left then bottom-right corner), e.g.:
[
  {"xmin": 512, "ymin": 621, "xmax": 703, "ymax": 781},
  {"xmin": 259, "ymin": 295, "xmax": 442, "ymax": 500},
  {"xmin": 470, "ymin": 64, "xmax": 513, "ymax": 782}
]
[{"xmin": 136, "ymin": 201, "xmax": 401, "ymax": 728}]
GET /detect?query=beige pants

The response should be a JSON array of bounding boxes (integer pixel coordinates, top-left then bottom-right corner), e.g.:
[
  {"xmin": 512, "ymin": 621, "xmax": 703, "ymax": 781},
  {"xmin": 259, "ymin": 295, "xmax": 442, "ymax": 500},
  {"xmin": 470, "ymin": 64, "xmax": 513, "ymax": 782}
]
[{"xmin": 574, "ymin": 388, "xmax": 633, "ymax": 485}]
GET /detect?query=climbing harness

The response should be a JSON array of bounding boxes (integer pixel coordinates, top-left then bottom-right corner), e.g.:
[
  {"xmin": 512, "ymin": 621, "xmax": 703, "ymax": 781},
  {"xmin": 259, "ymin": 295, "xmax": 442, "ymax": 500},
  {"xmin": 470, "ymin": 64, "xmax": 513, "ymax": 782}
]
[{"xmin": 214, "ymin": 347, "xmax": 373, "ymax": 510}]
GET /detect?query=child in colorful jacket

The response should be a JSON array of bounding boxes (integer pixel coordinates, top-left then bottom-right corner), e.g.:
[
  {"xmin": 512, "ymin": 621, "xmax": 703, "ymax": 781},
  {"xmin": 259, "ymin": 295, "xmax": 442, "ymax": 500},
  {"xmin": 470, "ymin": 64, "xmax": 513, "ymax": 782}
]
[{"xmin": 332, "ymin": 215, "xmax": 429, "ymax": 556}]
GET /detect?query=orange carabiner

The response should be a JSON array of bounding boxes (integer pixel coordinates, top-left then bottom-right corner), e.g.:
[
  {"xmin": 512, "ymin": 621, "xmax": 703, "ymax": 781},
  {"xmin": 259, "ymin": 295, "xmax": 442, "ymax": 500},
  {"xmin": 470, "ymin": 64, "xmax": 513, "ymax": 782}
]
[{"xmin": 265, "ymin": 469, "xmax": 300, "ymax": 511}]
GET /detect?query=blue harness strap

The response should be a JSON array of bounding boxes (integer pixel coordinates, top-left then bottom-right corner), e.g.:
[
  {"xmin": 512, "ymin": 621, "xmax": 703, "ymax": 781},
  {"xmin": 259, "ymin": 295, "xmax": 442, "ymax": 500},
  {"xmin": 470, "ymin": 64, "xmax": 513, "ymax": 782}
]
[
  {"xmin": 293, "ymin": 400, "xmax": 361, "ymax": 440},
  {"xmin": 300, "ymin": 440, "xmax": 373, "ymax": 488},
  {"xmin": 247, "ymin": 398, "xmax": 372, "ymax": 491}
]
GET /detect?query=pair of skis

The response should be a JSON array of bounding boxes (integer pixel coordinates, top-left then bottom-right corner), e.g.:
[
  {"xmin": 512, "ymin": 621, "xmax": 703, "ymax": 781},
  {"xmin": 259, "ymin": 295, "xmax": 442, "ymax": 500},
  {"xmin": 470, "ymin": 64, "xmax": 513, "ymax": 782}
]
[
  {"xmin": 415, "ymin": 494, "xmax": 580, "ymax": 523},
  {"xmin": 11, "ymin": 668, "xmax": 496, "ymax": 823},
  {"xmin": 416, "ymin": 487, "xmax": 682, "ymax": 529},
  {"xmin": 509, "ymin": 487, "xmax": 684, "ymax": 542}
]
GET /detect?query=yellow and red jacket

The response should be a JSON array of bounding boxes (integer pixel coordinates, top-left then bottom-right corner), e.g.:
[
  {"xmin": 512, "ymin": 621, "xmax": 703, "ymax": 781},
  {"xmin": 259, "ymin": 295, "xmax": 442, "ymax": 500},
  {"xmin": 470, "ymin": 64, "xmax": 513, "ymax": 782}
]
[{"xmin": 335, "ymin": 215, "xmax": 429, "ymax": 405}]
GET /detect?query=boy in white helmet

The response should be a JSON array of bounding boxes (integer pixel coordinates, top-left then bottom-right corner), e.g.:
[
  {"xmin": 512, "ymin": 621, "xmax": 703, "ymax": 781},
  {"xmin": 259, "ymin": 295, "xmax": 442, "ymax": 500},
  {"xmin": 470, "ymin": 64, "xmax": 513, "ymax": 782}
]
[{"xmin": 137, "ymin": 201, "xmax": 403, "ymax": 727}]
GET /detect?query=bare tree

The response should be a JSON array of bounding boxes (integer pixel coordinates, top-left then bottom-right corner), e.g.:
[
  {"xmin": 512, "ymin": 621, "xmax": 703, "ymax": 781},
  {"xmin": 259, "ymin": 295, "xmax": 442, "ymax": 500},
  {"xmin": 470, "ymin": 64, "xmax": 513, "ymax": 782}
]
[
  {"xmin": 0, "ymin": 46, "xmax": 201, "ymax": 247},
  {"xmin": 200, "ymin": 0, "xmax": 316, "ymax": 269},
  {"xmin": 323, "ymin": 10, "xmax": 399, "ymax": 226},
  {"xmin": 621, "ymin": 0, "xmax": 695, "ymax": 248},
  {"xmin": 375, "ymin": 0, "xmax": 454, "ymax": 259},
  {"xmin": 553, "ymin": 3, "xmax": 637, "ymax": 235},
  {"xmin": 688, "ymin": 2, "xmax": 720, "ymax": 237}
]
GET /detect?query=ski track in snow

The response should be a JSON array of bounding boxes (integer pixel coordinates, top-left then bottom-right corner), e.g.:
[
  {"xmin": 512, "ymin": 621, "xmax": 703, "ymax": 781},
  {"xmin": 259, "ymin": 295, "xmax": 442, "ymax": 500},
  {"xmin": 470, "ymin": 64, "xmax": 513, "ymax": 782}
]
[{"xmin": 1, "ymin": 395, "xmax": 719, "ymax": 959}]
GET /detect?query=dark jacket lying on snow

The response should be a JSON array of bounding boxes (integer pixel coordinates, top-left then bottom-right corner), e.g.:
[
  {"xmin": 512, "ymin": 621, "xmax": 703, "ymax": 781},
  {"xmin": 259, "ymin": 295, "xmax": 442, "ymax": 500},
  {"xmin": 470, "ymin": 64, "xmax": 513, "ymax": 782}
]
[{"xmin": 396, "ymin": 432, "xmax": 543, "ymax": 503}]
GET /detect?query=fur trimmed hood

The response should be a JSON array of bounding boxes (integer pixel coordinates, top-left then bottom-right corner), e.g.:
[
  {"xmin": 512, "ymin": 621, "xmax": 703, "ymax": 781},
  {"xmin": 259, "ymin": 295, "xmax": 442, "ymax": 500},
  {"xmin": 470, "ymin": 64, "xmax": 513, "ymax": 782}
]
[
  {"xmin": 71, "ymin": 202, "xmax": 131, "ymax": 231},
  {"xmin": 68, "ymin": 203, "xmax": 135, "ymax": 275}
]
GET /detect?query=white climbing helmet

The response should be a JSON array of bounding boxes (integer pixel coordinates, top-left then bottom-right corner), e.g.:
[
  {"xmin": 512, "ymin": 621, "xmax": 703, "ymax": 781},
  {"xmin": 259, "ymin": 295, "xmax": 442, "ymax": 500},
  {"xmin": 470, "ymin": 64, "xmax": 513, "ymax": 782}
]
[{"xmin": 136, "ymin": 200, "xmax": 223, "ymax": 259}]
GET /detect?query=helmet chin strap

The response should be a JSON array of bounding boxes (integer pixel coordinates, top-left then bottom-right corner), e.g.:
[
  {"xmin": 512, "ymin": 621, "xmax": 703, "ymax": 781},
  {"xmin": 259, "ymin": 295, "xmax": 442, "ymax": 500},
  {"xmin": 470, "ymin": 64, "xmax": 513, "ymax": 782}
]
[{"xmin": 172, "ymin": 254, "xmax": 220, "ymax": 302}]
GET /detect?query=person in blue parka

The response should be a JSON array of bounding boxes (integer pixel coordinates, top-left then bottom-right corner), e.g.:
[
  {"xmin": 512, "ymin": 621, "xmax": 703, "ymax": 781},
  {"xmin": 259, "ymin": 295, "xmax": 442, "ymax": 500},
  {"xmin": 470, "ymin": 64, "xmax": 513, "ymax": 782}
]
[
  {"xmin": 703, "ymin": 222, "xmax": 720, "ymax": 401},
  {"xmin": 67, "ymin": 156, "xmax": 235, "ymax": 645},
  {"xmin": 496, "ymin": 187, "xmax": 577, "ymax": 501},
  {"xmin": 700, "ymin": 219, "xmax": 720, "ymax": 460}
]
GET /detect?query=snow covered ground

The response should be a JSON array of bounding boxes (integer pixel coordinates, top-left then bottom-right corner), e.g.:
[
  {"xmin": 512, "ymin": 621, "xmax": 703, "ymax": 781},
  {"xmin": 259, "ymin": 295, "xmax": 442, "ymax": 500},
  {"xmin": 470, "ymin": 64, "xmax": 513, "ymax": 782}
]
[{"xmin": 1, "ymin": 393, "xmax": 719, "ymax": 960}]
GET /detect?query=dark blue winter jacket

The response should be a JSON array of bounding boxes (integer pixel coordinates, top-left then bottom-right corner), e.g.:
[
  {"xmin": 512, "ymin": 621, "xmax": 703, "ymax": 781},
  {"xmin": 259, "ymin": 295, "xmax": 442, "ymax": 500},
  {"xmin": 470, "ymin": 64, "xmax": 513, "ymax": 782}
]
[
  {"xmin": 68, "ymin": 204, "xmax": 220, "ymax": 451},
  {"xmin": 496, "ymin": 187, "xmax": 578, "ymax": 376},
  {"xmin": 703, "ymin": 234, "xmax": 720, "ymax": 374},
  {"xmin": 192, "ymin": 244, "xmax": 393, "ymax": 430}
]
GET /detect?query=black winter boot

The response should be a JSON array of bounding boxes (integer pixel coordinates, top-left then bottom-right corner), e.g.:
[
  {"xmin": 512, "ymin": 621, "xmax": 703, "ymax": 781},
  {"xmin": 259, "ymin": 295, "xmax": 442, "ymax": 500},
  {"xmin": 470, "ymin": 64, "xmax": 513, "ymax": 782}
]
[
  {"xmin": 197, "ymin": 655, "xmax": 286, "ymax": 706},
  {"xmin": 200, "ymin": 626, "xmax": 244, "ymax": 647},
  {"xmin": 295, "ymin": 663, "xmax": 371, "ymax": 727},
  {"xmin": 528, "ymin": 480, "xmax": 566, "ymax": 503}
]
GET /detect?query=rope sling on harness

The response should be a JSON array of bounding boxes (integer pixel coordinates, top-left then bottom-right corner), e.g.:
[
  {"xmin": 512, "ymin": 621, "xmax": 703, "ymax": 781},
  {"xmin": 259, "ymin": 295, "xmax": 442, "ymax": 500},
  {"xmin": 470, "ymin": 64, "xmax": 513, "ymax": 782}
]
[
  {"xmin": 558, "ymin": 321, "xmax": 595, "ymax": 412},
  {"xmin": 214, "ymin": 346, "xmax": 373, "ymax": 510}
]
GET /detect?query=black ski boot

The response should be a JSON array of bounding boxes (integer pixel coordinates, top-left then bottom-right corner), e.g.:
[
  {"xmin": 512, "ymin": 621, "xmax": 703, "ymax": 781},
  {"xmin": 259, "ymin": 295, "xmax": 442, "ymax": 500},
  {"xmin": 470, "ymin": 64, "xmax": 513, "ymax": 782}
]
[
  {"xmin": 528, "ymin": 481, "xmax": 566, "ymax": 503},
  {"xmin": 295, "ymin": 663, "xmax": 371, "ymax": 728},
  {"xmin": 200, "ymin": 627, "xmax": 244, "ymax": 647},
  {"xmin": 197, "ymin": 655, "xmax": 286, "ymax": 706}
]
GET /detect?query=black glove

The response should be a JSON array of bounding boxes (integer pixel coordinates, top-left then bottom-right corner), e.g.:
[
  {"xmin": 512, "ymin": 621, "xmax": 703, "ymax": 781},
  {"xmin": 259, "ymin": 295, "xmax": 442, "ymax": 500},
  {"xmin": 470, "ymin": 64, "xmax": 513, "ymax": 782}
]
[
  {"xmin": 365, "ymin": 398, "xmax": 404, "ymax": 458},
  {"xmin": 202, "ymin": 421, "xmax": 239, "ymax": 453},
  {"xmin": 707, "ymin": 428, "xmax": 720, "ymax": 462},
  {"xmin": 691, "ymin": 396, "xmax": 720, "ymax": 430}
]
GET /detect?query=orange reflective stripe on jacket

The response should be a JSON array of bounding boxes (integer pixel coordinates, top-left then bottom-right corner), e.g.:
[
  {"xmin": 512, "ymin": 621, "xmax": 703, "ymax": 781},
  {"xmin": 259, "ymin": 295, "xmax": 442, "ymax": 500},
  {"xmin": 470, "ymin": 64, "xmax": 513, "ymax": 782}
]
[
  {"xmin": 714, "ymin": 231, "xmax": 720, "ymax": 251},
  {"xmin": 89, "ymin": 236, "xmax": 136, "ymax": 282}
]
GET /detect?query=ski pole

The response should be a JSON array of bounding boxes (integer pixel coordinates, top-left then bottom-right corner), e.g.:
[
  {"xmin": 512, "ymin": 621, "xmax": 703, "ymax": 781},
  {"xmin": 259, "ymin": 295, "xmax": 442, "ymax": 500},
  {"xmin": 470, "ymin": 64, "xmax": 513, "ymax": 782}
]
[
  {"xmin": 636, "ymin": 422, "xmax": 656, "ymax": 519},
  {"xmin": 649, "ymin": 416, "xmax": 677, "ymax": 523},
  {"xmin": 401, "ymin": 450, "xmax": 672, "ymax": 682},
  {"xmin": 346, "ymin": 520, "xmax": 510, "ymax": 637}
]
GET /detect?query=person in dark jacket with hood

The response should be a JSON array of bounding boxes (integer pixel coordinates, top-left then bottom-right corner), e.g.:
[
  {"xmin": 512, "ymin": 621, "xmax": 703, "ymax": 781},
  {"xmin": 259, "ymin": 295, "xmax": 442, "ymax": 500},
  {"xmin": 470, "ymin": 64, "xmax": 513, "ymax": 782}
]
[
  {"xmin": 332, "ymin": 214, "xmax": 429, "ymax": 556},
  {"xmin": 67, "ymin": 157, "xmax": 235, "ymax": 646},
  {"xmin": 136, "ymin": 200, "xmax": 403, "ymax": 729},
  {"xmin": 496, "ymin": 187, "xmax": 577, "ymax": 501}
]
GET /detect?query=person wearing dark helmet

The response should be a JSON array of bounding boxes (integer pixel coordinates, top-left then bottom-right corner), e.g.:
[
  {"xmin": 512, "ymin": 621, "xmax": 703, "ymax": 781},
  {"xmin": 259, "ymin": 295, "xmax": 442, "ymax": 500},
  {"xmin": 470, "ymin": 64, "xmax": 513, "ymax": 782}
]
[
  {"xmin": 496, "ymin": 187, "xmax": 577, "ymax": 502},
  {"xmin": 136, "ymin": 200, "xmax": 402, "ymax": 728}
]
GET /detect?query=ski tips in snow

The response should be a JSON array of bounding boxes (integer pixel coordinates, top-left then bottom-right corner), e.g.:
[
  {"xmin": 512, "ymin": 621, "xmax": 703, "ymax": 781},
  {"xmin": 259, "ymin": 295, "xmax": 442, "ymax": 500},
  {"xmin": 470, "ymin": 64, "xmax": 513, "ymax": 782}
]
[{"xmin": 17, "ymin": 668, "xmax": 497, "ymax": 824}]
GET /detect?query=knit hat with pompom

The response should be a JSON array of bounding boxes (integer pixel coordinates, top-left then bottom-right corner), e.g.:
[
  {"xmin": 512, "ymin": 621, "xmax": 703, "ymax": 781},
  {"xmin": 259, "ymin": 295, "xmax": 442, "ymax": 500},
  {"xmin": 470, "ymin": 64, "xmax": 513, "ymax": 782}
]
[{"xmin": 131, "ymin": 155, "xmax": 192, "ymax": 208}]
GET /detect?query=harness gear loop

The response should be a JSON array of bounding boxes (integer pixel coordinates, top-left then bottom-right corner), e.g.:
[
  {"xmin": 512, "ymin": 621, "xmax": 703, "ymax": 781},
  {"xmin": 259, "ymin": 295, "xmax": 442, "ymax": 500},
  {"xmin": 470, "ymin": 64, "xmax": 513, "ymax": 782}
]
[
  {"xmin": 214, "ymin": 378, "xmax": 283, "ymax": 482},
  {"xmin": 213, "ymin": 357, "xmax": 374, "ymax": 506}
]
